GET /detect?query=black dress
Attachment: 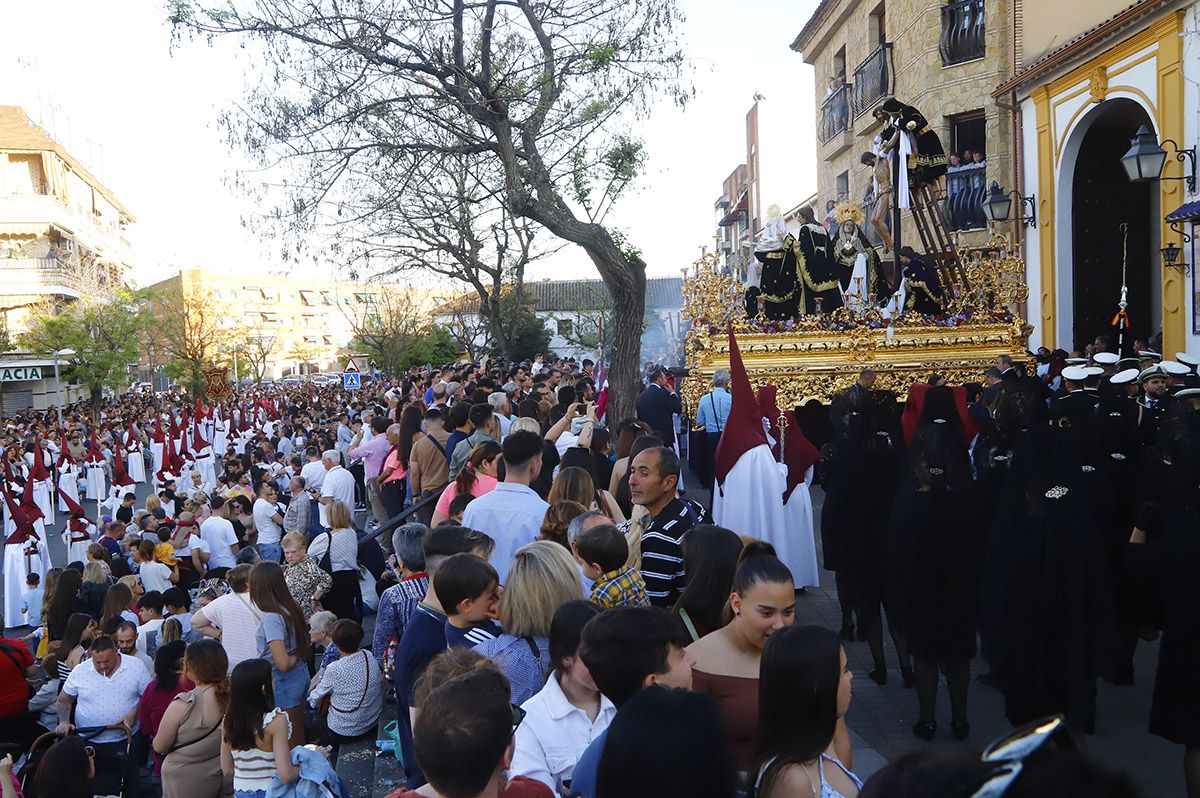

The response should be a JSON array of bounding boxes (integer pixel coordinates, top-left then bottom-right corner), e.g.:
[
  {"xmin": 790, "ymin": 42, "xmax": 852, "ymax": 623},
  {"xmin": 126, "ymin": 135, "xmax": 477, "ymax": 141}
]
[
  {"xmin": 1136, "ymin": 408, "xmax": 1200, "ymax": 745},
  {"xmin": 795, "ymin": 225, "xmax": 843, "ymax": 314},
  {"xmin": 888, "ymin": 423, "xmax": 979, "ymax": 660},
  {"xmin": 755, "ymin": 242, "xmax": 802, "ymax": 320},
  {"xmin": 821, "ymin": 390, "xmax": 902, "ymax": 606},
  {"xmin": 986, "ymin": 425, "xmax": 1112, "ymax": 733}
]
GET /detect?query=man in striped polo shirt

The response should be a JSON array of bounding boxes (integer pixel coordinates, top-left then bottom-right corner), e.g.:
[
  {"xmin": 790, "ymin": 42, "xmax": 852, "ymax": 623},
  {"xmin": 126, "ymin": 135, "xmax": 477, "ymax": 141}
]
[{"xmin": 627, "ymin": 446, "xmax": 711, "ymax": 607}]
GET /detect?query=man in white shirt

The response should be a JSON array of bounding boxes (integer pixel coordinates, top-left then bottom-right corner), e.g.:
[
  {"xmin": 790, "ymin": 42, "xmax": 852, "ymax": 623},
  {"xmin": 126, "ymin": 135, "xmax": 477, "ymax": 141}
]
[
  {"xmin": 299, "ymin": 447, "xmax": 327, "ymax": 537},
  {"xmin": 487, "ymin": 392, "xmax": 513, "ymax": 440},
  {"xmin": 200, "ymin": 495, "xmax": 240, "ymax": 577},
  {"xmin": 252, "ymin": 481, "xmax": 286, "ymax": 563},
  {"xmin": 56, "ymin": 636, "xmax": 151, "ymax": 798},
  {"xmin": 190, "ymin": 564, "xmax": 261, "ymax": 673},
  {"xmin": 114, "ymin": 620, "xmax": 154, "ymax": 672},
  {"xmin": 462, "ymin": 431, "xmax": 549, "ymax": 582},
  {"xmin": 319, "ymin": 449, "xmax": 356, "ymax": 529}
]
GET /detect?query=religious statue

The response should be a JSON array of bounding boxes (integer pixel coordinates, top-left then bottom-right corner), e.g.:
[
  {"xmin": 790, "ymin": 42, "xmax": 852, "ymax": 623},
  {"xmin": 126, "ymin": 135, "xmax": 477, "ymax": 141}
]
[
  {"xmin": 752, "ymin": 213, "xmax": 802, "ymax": 320},
  {"xmin": 831, "ymin": 203, "xmax": 887, "ymax": 313},
  {"xmin": 750, "ymin": 205, "xmax": 787, "ymax": 319},
  {"xmin": 898, "ymin": 246, "xmax": 945, "ymax": 316},
  {"xmin": 876, "ymin": 98, "xmax": 949, "ymax": 201},
  {"xmin": 792, "ymin": 205, "xmax": 843, "ymax": 315}
]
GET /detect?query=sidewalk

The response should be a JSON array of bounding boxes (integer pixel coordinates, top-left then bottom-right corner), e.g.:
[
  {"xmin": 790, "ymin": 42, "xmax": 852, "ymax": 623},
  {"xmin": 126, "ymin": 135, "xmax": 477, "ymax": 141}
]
[{"xmin": 796, "ymin": 486, "xmax": 1184, "ymax": 796}]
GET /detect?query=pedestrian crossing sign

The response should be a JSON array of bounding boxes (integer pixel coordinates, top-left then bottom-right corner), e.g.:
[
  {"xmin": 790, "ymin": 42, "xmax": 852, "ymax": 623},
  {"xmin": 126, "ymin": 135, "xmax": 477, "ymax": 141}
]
[{"xmin": 343, "ymin": 372, "xmax": 361, "ymax": 390}]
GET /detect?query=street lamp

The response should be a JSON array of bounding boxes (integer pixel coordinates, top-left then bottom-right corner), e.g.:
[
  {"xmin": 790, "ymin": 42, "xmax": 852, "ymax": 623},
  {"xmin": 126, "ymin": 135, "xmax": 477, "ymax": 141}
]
[
  {"xmin": 1161, "ymin": 242, "xmax": 1187, "ymax": 272},
  {"xmin": 1121, "ymin": 124, "xmax": 1196, "ymax": 192},
  {"xmin": 52, "ymin": 348, "xmax": 76, "ymax": 414},
  {"xmin": 981, "ymin": 181, "xmax": 1037, "ymax": 228}
]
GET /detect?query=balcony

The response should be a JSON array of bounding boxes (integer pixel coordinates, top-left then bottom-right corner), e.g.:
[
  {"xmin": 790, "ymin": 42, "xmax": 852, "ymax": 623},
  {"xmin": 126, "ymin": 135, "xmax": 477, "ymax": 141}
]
[
  {"xmin": 0, "ymin": 257, "xmax": 86, "ymax": 298},
  {"xmin": 940, "ymin": 0, "xmax": 985, "ymax": 66},
  {"xmin": 0, "ymin": 191, "xmax": 133, "ymax": 265},
  {"xmin": 944, "ymin": 163, "xmax": 988, "ymax": 231},
  {"xmin": 851, "ymin": 44, "xmax": 895, "ymax": 120},
  {"xmin": 819, "ymin": 83, "xmax": 851, "ymax": 145}
]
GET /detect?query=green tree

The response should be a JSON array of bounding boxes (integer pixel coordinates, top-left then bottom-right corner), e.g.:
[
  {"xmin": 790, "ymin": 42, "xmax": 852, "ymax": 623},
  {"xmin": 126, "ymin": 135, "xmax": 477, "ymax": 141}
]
[
  {"xmin": 20, "ymin": 290, "xmax": 147, "ymax": 416},
  {"xmin": 170, "ymin": 0, "xmax": 689, "ymax": 421},
  {"xmin": 343, "ymin": 286, "xmax": 460, "ymax": 374},
  {"xmin": 500, "ymin": 303, "xmax": 552, "ymax": 362},
  {"xmin": 409, "ymin": 325, "xmax": 460, "ymax": 368}
]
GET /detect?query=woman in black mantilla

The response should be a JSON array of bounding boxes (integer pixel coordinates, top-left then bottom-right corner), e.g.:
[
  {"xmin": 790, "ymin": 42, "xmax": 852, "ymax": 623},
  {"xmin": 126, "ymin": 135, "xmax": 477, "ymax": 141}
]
[
  {"xmin": 888, "ymin": 386, "xmax": 980, "ymax": 741},
  {"xmin": 820, "ymin": 386, "xmax": 907, "ymax": 685},
  {"xmin": 983, "ymin": 385, "xmax": 1113, "ymax": 735},
  {"xmin": 1128, "ymin": 400, "xmax": 1200, "ymax": 798}
]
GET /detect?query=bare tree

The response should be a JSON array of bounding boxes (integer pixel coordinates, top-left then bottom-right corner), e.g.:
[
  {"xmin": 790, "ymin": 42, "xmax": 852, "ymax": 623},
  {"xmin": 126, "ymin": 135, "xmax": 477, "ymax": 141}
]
[
  {"xmin": 243, "ymin": 333, "xmax": 278, "ymax": 381},
  {"xmin": 152, "ymin": 284, "xmax": 244, "ymax": 396},
  {"xmin": 335, "ymin": 153, "xmax": 557, "ymax": 359},
  {"xmin": 169, "ymin": 0, "xmax": 689, "ymax": 420}
]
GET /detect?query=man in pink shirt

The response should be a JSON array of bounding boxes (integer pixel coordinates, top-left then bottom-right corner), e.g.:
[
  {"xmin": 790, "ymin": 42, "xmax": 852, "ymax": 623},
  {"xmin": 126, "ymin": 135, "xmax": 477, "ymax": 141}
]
[{"xmin": 350, "ymin": 416, "xmax": 395, "ymax": 527}]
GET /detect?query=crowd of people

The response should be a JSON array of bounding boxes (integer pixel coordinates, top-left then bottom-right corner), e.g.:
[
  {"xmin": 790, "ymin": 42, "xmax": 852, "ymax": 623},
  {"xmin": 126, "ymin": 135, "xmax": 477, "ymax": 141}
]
[{"xmin": 0, "ymin": 337, "xmax": 1194, "ymax": 798}]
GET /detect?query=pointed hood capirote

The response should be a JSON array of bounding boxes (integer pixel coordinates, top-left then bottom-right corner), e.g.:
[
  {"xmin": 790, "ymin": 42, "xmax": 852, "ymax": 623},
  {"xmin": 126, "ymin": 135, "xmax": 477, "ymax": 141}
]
[
  {"xmin": 756, "ymin": 385, "xmax": 821, "ymax": 503},
  {"xmin": 713, "ymin": 325, "xmax": 770, "ymax": 491},
  {"xmin": 28, "ymin": 439, "xmax": 51, "ymax": 482}
]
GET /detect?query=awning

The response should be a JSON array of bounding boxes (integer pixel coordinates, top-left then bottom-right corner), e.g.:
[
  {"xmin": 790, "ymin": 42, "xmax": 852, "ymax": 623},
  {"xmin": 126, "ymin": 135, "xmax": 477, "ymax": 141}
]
[
  {"xmin": 719, "ymin": 191, "xmax": 749, "ymax": 227},
  {"xmin": 0, "ymin": 223, "xmax": 50, "ymax": 237},
  {"xmin": 1165, "ymin": 200, "xmax": 1200, "ymax": 223}
]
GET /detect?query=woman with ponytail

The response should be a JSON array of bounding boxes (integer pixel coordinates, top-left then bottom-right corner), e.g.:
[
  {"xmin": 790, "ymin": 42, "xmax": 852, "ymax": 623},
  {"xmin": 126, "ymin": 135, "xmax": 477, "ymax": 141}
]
[
  {"xmin": 430, "ymin": 440, "xmax": 501, "ymax": 525},
  {"xmin": 155, "ymin": 639, "xmax": 233, "ymax": 798}
]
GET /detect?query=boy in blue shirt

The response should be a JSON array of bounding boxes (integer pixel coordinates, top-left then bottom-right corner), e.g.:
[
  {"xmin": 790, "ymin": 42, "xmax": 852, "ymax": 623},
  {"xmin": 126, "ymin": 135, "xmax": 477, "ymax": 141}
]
[
  {"xmin": 433, "ymin": 553, "xmax": 502, "ymax": 648},
  {"xmin": 20, "ymin": 573, "xmax": 43, "ymax": 628}
]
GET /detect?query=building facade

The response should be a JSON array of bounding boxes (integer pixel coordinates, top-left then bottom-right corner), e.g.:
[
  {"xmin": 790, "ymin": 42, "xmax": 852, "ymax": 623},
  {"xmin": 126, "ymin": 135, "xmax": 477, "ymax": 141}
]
[
  {"xmin": 0, "ymin": 105, "xmax": 133, "ymax": 342},
  {"xmin": 146, "ymin": 268, "xmax": 385, "ymax": 381},
  {"xmin": 792, "ymin": 0, "xmax": 1014, "ymax": 248},
  {"xmin": 996, "ymin": 0, "xmax": 1199, "ymax": 357},
  {"xmin": 433, "ymin": 277, "xmax": 686, "ymax": 363}
]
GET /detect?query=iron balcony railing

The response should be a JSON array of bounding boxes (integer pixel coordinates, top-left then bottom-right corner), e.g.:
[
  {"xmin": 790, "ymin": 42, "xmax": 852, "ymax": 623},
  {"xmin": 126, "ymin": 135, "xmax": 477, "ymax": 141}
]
[
  {"xmin": 940, "ymin": 0, "xmax": 985, "ymax": 66},
  {"xmin": 851, "ymin": 43, "xmax": 895, "ymax": 119},
  {"xmin": 945, "ymin": 163, "xmax": 988, "ymax": 230},
  {"xmin": 819, "ymin": 83, "xmax": 851, "ymax": 144}
]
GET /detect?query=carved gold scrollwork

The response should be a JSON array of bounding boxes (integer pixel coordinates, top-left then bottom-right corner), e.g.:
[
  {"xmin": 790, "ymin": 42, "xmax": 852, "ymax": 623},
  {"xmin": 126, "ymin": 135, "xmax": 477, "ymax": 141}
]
[{"xmin": 679, "ymin": 239, "xmax": 1032, "ymax": 413}]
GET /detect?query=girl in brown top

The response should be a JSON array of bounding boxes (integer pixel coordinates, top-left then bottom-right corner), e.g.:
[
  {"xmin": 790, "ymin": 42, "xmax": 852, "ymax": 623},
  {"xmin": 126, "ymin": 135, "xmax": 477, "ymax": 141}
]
[
  {"xmin": 690, "ymin": 549, "xmax": 856, "ymax": 778},
  {"xmin": 688, "ymin": 551, "xmax": 797, "ymax": 772}
]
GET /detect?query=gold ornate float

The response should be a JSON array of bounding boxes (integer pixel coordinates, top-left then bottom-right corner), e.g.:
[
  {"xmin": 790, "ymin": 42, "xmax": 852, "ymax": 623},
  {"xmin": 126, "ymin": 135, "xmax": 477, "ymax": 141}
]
[{"xmin": 680, "ymin": 237, "xmax": 1032, "ymax": 412}]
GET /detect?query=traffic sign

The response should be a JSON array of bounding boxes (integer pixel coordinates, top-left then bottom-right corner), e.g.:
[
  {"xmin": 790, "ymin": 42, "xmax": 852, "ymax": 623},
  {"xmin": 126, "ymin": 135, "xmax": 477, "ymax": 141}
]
[
  {"xmin": 343, "ymin": 359, "xmax": 359, "ymax": 373},
  {"xmin": 343, "ymin": 372, "xmax": 361, "ymax": 390}
]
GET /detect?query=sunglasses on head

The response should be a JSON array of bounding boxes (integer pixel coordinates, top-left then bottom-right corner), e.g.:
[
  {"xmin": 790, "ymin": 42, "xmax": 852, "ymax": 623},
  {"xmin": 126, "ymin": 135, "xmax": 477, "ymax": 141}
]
[{"xmin": 967, "ymin": 715, "xmax": 1068, "ymax": 798}]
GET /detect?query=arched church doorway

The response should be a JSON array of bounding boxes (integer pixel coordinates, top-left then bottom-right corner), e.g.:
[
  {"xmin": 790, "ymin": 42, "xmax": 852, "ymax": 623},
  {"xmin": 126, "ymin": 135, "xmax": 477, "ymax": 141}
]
[{"xmin": 1070, "ymin": 99, "xmax": 1157, "ymax": 352}]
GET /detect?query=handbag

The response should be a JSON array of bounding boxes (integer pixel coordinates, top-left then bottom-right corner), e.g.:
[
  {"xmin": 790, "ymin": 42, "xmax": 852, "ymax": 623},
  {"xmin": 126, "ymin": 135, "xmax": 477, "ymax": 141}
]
[
  {"xmin": 380, "ymin": 720, "xmax": 406, "ymax": 768},
  {"xmin": 317, "ymin": 530, "xmax": 334, "ymax": 574}
]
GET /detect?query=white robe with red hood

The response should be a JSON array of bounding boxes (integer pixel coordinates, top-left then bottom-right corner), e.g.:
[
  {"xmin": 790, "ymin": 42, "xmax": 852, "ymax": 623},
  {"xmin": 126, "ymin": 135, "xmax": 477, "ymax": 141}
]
[
  {"xmin": 711, "ymin": 328, "xmax": 789, "ymax": 550},
  {"xmin": 757, "ymin": 386, "xmax": 820, "ymax": 589},
  {"xmin": 61, "ymin": 491, "xmax": 97, "ymax": 564},
  {"xmin": 126, "ymin": 424, "xmax": 146, "ymax": 484},
  {"xmin": 25, "ymin": 447, "xmax": 55, "ymax": 526},
  {"xmin": 4, "ymin": 483, "xmax": 51, "ymax": 627}
]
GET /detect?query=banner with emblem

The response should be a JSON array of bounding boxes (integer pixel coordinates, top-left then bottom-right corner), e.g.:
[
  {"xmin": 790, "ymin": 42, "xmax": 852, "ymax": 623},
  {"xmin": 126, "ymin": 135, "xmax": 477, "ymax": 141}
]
[{"xmin": 203, "ymin": 366, "xmax": 234, "ymax": 402}]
